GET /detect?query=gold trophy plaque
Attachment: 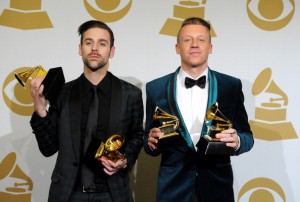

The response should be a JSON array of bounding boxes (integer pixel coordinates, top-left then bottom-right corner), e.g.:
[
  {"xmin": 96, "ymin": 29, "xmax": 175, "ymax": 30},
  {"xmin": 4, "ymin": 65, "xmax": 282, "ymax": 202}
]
[
  {"xmin": 153, "ymin": 107, "xmax": 185, "ymax": 151},
  {"xmin": 204, "ymin": 102, "xmax": 235, "ymax": 155}
]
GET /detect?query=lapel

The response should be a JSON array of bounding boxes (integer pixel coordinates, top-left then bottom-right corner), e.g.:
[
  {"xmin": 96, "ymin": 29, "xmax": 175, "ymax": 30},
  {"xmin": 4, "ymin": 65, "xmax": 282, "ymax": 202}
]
[
  {"xmin": 200, "ymin": 68, "xmax": 218, "ymax": 136},
  {"xmin": 167, "ymin": 67, "xmax": 195, "ymax": 151},
  {"xmin": 166, "ymin": 67, "xmax": 219, "ymax": 151},
  {"xmin": 69, "ymin": 77, "xmax": 82, "ymax": 162},
  {"xmin": 106, "ymin": 72, "xmax": 122, "ymax": 138}
]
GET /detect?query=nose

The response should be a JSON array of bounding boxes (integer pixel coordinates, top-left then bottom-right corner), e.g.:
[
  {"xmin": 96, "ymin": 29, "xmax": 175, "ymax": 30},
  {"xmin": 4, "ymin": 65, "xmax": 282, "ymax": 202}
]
[
  {"xmin": 191, "ymin": 39, "xmax": 198, "ymax": 47},
  {"xmin": 92, "ymin": 43, "xmax": 98, "ymax": 52}
]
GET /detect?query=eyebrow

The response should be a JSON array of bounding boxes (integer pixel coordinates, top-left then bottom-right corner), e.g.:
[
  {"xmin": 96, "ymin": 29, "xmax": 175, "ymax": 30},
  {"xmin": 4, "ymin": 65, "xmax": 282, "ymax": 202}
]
[{"xmin": 83, "ymin": 38, "xmax": 109, "ymax": 44}]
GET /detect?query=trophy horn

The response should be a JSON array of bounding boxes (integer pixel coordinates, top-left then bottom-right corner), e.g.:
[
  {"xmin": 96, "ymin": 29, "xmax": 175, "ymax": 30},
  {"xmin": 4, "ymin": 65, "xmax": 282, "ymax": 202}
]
[
  {"xmin": 95, "ymin": 134, "xmax": 125, "ymax": 162},
  {"xmin": 152, "ymin": 106, "xmax": 185, "ymax": 150},
  {"xmin": 14, "ymin": 65, "xmax": 47, "ymax": 87},
  {"xmin": 205, "ymin": 102, "xmax": 232, "ymax": 129},
  {"xmin": 153, "ymin": 107, "xmax": 179, "ymax": 129},
  {"xmin": 105, "ymin": 134, "xmax": 125, "ymax": 151}
]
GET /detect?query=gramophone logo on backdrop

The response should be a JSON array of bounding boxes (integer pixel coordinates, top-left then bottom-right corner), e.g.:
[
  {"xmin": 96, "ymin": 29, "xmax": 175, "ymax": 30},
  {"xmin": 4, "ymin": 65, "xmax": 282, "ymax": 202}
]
[
  {"xmin": 238, "ymin": 178, "xmax": 286, "ymax": 202},
  {"xmin": 160, "ymin": 0, "xmax": 216, "ymax": 37},
  {"xmin": 0, "ymin": 0, "xmax": 53, "ymax": 29},
  {"xmin": 0, "ymin": 152, "xmax": 33, "ymax": 202},
  {"xmin": 247, "ymin": 0, "xmax": 295, "ymax": 31},
  {"xmin": 2, "ymin": 67, "xmax": 43, "ymax": 116},
  {"xmin": 84, "ymin": 0, "xmax": 132, "ymax": 22},
  {"xmin": 249, "ymin": 67, "xmax": 297, "ymax": 140}
]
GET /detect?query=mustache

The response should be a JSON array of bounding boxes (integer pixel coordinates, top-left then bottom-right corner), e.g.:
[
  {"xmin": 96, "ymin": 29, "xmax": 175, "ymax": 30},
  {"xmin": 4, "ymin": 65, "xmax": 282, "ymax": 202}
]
[{"xmin": 88, "ymin": 52, "xmax": 101, "ymax": 57}]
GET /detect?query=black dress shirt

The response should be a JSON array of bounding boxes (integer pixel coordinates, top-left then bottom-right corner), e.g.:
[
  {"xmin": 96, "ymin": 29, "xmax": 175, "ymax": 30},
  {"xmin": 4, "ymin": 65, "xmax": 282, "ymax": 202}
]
[{"xmin": 79, "ymin": 73, "xmax": 112, "ymax": 183}]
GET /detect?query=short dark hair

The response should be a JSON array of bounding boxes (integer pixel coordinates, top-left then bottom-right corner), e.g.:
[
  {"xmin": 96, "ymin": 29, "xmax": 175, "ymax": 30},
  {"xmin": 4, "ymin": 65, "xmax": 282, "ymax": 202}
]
[
  {"xmin": 177, "ymin": 17, "xmax": 211, "ymax": 42},
  {"xmin": 78, "ymin": 20, "xmax": 115, "ymax": 48}
]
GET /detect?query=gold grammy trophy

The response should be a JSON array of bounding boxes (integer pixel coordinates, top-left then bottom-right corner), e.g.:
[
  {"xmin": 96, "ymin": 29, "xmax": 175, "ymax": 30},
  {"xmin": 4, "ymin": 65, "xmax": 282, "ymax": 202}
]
[
  {"xmin": 0, "ymin": 152, "xmax": 33, "ymax": 202},
  {"xmin": 204, "ymin": 102, "xmax": 235, "ymax": 155},
  {"xmin": 95, "ymin": 134, "xmax": 125, "ymax": 162},
  {"xmin": 14, "ymin": 65, "xmax": 47, "ymax": 87},
  {"xmin": 15, "ymin": 65, "xmax": 65, "ymax": 105},
  {"xmin": 249, "ymin": 68, "xmax": 297, "ymax": 140},
  {"xmin": 153, "ymin": 107, "xmax": 185, "ymax": 151}
]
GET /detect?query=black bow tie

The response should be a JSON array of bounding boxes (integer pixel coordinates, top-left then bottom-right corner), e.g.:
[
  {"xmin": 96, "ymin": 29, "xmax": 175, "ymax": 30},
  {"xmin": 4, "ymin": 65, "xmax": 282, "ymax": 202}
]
[{"xmin": 185, "ymin": 76, "xmax": 206, "ymax": 89}]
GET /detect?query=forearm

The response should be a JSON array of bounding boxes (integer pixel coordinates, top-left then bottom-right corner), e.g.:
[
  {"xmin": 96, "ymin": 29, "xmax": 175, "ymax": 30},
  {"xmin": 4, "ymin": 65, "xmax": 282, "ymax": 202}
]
[
  {"xmin": 122, "ymin": 128, "xmax": 143, "ymax": 164},
  {"xmin": 30, "ymin": 110, "xmax": 59, "ymax": 157},
  {"xmin": 235, "ymin": 131, "xmax": 254, "ymax": 155},
  {"xmin": 123, "ymin": 93, "xmax": 144, "ymax": 171},
  {"xmin": 143, "ymin": 95, "xmax": 162, "ymax": 156}
]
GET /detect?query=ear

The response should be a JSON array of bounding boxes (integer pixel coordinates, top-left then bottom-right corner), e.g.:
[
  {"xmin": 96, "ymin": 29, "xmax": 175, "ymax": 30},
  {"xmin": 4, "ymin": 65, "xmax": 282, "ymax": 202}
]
[
  {"xmin": 209, "ymin": 44, "xmax": 213, "ymax": 54},
  {"xmin": 175, "ymin": 43, "xmax": 180, "ymax": 54},
  {"xmin": 109, "ymin": 46, "xmax": 115, "ymax": 58},
  {"xmin": 79, "ymin": 44, "xmax": 82, "ymax": 56}
]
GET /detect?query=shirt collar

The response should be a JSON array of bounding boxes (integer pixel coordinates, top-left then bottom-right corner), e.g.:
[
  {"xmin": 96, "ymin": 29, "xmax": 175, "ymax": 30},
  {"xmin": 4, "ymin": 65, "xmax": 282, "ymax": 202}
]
[
  {"xmin": 178, "ymin": 67, "xmax": 208, "ymax": 85},
  {"xmin": 81, "ymin": 72, "xmax": 111, "ymax": 95}
]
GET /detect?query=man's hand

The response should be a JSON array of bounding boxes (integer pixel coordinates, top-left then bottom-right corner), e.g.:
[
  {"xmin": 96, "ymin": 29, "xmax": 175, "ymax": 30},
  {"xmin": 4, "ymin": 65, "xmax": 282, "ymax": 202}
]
[
  {"xmin": 147, "ymin": 128, "xmax": 163, "ymax": 150},
  {"xmin": 30, "ymin": 76, "xmax": 47, "ymax": 117},
  {"xmin": 215, "ymin": 128, "xmax": 239, "ymax": 149},
  {"xmin": 98, "ymin": 156, "xmax": 128, "ymax": 176}
]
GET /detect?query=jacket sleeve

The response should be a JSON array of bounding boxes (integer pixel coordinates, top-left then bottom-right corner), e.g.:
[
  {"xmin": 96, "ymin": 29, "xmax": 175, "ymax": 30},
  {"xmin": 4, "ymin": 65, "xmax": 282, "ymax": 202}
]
[
  {"xmin": 121, "ymin": 87, "xmax": 145, "ymax": 173},
  {"xmin": 30, "ymin": 106, "xmax": 59, "ymax": 157},
  {"xmin": 231, "ymin": 79, "xmax": 254, "ymax": 155},
  {"xmin": 143, "ymin": 82, "xmax": 163, "ymax": 157}
]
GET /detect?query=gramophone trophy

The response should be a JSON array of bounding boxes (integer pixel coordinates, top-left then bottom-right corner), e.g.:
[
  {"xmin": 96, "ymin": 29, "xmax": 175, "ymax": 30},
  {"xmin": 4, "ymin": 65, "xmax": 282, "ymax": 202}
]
[
  {"xmin": 153, "ymin": 107, "xmax": 185, "ymax": 151},
  {"xmin": 94, "ymin": 134, "xmax": 125, "ymax": 162},
  {"xmin": 204, "ymin": 102, "xmax": 235, "ymax": 155},
  {"xmin": 14, "ymin": 65, "xmax": 65, "ymax": 105}
]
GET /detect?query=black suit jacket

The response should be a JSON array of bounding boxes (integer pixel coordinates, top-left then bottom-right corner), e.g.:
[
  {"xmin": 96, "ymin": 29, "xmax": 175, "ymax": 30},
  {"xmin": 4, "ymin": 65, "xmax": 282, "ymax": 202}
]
[{"xmin": 31, "ymin": 72, "xmax": 144, "ymax": 202}]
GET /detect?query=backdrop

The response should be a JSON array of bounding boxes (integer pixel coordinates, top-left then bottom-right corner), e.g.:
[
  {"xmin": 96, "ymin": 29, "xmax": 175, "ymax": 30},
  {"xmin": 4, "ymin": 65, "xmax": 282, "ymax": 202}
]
[{"xmin": 0, "ymin": 0, "xmax": 299, "ymax": 201}]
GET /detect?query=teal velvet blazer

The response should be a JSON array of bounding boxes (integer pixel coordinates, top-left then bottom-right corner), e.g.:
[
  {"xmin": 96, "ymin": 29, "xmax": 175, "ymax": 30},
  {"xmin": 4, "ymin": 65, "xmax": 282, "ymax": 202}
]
[{"xmin": 144, "ymin": 67, "xmax": 254, "ymax": 202}]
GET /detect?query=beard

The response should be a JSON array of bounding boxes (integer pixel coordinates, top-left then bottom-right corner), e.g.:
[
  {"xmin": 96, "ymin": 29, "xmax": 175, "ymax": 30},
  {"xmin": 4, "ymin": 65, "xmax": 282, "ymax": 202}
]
[{"xmin": 83, "ymin": 56, "xmax": 107, "ymax": 72}]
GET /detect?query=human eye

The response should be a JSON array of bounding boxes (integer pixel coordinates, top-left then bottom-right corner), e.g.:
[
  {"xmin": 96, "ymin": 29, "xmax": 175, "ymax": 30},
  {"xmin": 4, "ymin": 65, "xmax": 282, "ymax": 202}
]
[
  {"xmin": 198, "ymin": 37, "xmax": 206, "ymax": 42},
  {"xmin": 183, "ymin": 38, "xmax": 191, "ymax": 42},
  {"xmin": 99, "ymin": 40, "xmax": 108, "ymax": 47},
  {"xmin": 84, "ymin": 40, "xmax": 93, "ymax": 46}
]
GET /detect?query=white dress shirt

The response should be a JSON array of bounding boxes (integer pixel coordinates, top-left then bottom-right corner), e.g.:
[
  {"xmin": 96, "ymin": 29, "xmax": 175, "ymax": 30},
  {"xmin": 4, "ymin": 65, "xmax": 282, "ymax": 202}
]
[{"xmin": 176, "ymin": 68, "xmax": 209, "ymax": 149}]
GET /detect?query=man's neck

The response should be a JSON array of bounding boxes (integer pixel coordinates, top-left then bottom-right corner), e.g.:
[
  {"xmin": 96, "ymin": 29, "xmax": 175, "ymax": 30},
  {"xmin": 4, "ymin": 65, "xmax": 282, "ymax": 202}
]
[
  {"xmin": 181, "ymin": 65, "xmax": 208, "ymax": 79},
  {"xmin": 84, "ymin": 67, "xmax": 108, "ymax": 85}
]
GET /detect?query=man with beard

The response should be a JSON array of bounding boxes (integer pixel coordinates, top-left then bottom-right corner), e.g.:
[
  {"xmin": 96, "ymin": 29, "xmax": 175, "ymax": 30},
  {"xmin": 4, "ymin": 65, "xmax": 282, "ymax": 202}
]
[{"xmin": 30, "ymin": 20, "xmax": 144, "ymax": 202}]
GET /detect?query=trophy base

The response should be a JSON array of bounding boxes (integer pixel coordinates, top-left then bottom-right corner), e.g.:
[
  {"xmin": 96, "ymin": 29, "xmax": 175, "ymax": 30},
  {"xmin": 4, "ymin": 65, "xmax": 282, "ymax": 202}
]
[
  {"xmin": 204, "ymin": 136, "xmax": 234, "ymax": 155},
  {"xmin": 157, "ymin": 133, "xmax": 186, "ymax": 151}
]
